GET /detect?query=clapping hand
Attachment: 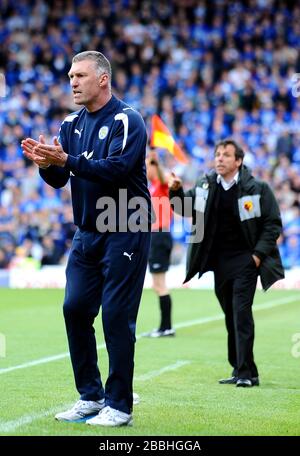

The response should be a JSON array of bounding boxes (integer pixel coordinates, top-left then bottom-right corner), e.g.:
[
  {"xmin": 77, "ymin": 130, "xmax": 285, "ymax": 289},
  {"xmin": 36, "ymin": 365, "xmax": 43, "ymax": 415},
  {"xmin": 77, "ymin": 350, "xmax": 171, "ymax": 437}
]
[{"xmin": 21, "ymin": 135, "xmax": 67, "ymax": 168}]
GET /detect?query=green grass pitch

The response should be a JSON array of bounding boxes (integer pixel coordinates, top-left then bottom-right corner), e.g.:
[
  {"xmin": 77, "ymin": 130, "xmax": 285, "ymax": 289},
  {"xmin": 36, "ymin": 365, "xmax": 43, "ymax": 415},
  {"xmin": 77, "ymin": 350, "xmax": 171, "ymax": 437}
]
[{"xmin": 0, "ymin": 288, "xmax": 299, "ymax": 436}]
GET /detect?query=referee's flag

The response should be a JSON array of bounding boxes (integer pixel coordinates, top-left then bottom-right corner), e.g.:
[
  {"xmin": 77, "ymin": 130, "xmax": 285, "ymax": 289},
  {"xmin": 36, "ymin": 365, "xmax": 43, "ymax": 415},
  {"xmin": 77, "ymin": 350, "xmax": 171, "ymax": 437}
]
[{"xmin": 150, "ymin": 114, "xmax": 189, "ymax": 164}]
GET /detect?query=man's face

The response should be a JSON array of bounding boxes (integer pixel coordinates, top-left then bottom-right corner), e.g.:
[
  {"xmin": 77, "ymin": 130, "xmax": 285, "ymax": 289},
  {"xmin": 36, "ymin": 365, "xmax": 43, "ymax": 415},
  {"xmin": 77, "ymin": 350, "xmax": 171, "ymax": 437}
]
[
  {"xmin": 214, "ymin": 144, "xmax": 242, "ymax": 180},
  {"xmin": 68, "ymin": 60, "xmax": 108, "ymax": 108}
]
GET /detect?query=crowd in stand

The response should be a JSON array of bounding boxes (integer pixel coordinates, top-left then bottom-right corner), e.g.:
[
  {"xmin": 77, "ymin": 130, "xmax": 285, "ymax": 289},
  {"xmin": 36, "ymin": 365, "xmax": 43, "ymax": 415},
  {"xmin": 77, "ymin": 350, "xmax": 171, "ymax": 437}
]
[{"xmin": 0, "ymin": 0, "xmax": 300, "ymax": 270}]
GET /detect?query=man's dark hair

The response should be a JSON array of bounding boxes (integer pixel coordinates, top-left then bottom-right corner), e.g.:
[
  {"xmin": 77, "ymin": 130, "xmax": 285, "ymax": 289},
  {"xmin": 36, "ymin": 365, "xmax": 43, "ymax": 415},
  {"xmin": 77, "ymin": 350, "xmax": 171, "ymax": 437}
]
[{"xmin": 214, "ymin": 139, "xmax": 245, "ymax": 162}]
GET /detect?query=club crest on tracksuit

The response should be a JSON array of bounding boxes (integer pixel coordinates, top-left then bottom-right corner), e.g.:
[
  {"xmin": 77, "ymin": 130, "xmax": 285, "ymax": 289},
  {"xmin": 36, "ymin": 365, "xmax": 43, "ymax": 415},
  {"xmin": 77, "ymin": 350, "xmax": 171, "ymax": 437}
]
[{"xmin": 99, "ymin": 126, "xmax": 109, "ymax": 140}]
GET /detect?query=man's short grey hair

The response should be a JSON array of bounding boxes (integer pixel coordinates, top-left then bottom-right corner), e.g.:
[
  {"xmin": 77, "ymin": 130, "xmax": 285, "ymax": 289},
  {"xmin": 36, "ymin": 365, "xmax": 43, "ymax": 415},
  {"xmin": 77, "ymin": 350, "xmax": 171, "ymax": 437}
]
[{"xmin": 72, "ymin": 51, "xmax": 112, "ymax": 79}]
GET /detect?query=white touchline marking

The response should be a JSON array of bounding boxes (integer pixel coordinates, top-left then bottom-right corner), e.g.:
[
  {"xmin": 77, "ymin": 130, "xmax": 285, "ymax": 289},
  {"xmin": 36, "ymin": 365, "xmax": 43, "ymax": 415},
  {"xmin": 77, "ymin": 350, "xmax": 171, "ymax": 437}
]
[
  {"xmin": 0, "ymin": 403, "xmax": 71, "ymax": 433},
  {"xmin": 0, "ymin": 352, "xmax": 70, "ymax": 374},
  {"xmin": 0, "ymin": 295, "xmax": 297, "ymax": 376},
  {"xmin": 173, "ymin": 295, "xmax": 299, "ymax": 330},
  {"xmin": 0, "ymin": 341, "xmax": 125, "ymax": 375},
  {"xmin": 0, "ymin": 361, "xmax": 190, "ymax": 433},
  {"xmin": 0, "ymin": 295, "xmax": 298, "ymax": 433},
  {"xmin": 135, "ymin": 360, "xmax": 191, "ymax": 381}
]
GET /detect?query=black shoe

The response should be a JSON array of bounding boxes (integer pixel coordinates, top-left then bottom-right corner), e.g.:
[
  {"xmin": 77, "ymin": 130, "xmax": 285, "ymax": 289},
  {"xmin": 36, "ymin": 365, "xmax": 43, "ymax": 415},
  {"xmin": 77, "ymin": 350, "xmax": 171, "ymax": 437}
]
[
  {"xmin": 218, "ymin": 376, "xmax": 238, "ymax": 384},
  {"xmin": 236, "ymin": 378, "xmax": 252, "ymax": 387},
  {"xmin": 219, "ymin": 376, "xmax": 259, "ymax": 386},
  {"xmin": 236, "ymin": 377, "xmax": 260, "ymax": 387},
  {"xmin": 250, "ymin": 376, "xmax": 259, "ymax": 386}
]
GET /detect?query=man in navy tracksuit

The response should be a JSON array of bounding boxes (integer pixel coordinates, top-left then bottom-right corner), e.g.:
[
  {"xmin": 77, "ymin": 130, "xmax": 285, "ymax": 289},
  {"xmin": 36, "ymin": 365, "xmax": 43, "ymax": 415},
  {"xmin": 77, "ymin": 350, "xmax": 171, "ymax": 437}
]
[{"xmin": 22, "ymin": 51, "xmax": 151, "ymax": 426}]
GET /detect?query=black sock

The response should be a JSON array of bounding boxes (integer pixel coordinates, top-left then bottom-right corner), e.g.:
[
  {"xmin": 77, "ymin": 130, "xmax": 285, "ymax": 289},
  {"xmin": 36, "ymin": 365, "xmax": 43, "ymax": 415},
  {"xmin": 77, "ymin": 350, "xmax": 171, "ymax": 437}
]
[{"xmin": 159, "ymin": 294, "xmax": 172, "ymax": 331}]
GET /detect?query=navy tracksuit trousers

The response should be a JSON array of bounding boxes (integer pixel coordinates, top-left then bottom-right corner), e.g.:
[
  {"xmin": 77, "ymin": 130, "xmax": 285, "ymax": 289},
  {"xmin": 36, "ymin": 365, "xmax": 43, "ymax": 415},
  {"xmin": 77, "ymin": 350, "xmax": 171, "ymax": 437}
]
[{"xmin": 63, "ymin": 229, "xmax": 150, "ymax": 414}]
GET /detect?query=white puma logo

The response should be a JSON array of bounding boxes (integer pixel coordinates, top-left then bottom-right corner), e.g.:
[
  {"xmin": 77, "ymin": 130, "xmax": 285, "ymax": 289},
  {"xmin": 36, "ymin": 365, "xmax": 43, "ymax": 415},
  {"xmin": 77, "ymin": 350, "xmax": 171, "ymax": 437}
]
[
  {"xmin": 70, "ymin": 150, "xmax": 93, "ymax": 176},
  {"xmin": 75, "ymin": 128, "xmax": 83, "ymax": 138},
  {"xmin": 123, "ymin": 252, "xmax": 134, "ymax": 261},
  {"xmin": 82, "ymin": 150, "xmax": 94, "ymax": 159}
]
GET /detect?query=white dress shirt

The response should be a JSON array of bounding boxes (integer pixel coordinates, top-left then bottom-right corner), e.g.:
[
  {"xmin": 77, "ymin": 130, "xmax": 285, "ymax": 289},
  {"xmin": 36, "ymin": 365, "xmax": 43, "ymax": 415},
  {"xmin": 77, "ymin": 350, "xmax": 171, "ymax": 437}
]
[{"xmin": 217, "ymin": 171, "xmax": 239, "ymax": 191}]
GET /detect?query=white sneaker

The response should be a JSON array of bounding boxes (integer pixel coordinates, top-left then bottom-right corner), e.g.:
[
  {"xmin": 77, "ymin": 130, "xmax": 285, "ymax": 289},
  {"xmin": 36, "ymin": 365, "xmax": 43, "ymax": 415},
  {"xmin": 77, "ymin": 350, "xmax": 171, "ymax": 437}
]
[
  {"xmin": 86, "ymin": 406, "xmax": 133, "ymax": 427},
  {"xmin": 133, "ymin": 392, "xmax": 140, "ymax": 405},
  {"xmin": 144, "ymin": 328, "xmax": 176, "ymax": 338},
  {"xmin": 55, "ymin": 399, "xmax": 105, "ymax": 422}
]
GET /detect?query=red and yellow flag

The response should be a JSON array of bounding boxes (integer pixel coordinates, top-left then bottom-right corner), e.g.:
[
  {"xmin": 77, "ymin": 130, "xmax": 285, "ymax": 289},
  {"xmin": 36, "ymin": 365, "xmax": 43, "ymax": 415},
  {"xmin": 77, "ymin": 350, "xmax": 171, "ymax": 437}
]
[{"xmin": 150, "ymin": 114, "xmax": 189, "ymax": 164}]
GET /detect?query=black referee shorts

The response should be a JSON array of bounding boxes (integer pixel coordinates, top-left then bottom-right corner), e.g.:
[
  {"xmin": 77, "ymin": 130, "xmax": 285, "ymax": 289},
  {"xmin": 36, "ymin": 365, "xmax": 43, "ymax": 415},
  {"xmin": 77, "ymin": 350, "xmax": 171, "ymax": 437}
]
[{"xmin": 148, "ymin": 230, "xmax": 173, "ymax": 273}]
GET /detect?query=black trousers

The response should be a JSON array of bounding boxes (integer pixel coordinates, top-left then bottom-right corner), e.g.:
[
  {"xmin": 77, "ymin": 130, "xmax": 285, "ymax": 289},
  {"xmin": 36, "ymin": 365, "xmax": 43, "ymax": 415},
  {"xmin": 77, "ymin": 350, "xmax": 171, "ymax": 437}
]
[{"xmin": 214, "ymin": 251, "xmax": 259, "ymax": 379}]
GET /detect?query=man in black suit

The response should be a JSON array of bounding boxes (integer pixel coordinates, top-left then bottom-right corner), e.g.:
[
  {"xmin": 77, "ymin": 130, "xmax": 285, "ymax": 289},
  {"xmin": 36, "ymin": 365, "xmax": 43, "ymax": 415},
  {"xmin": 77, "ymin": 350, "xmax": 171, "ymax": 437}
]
[{"xmin": 169, "ymin": 139, "xmax": 284, "ymax": 387}]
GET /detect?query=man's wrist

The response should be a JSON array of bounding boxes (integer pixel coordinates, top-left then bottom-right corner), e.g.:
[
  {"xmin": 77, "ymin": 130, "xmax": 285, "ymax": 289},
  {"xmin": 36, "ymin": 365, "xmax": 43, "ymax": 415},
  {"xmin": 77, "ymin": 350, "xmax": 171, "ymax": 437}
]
[
  {"xmin": 59, "ymin": 152, "xmax": 68, "ymax": 167},
  {"xmin": 38, "ymin": 164, "xmax": 50, "ymax": 169}
]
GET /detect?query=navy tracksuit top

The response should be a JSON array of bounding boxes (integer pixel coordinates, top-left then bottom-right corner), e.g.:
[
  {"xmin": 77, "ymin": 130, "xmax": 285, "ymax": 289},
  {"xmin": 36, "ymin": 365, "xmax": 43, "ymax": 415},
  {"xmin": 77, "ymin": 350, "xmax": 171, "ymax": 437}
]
[{"xmin": 40, "ymin": 95, "xmax": 151, "ymax": 231}]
